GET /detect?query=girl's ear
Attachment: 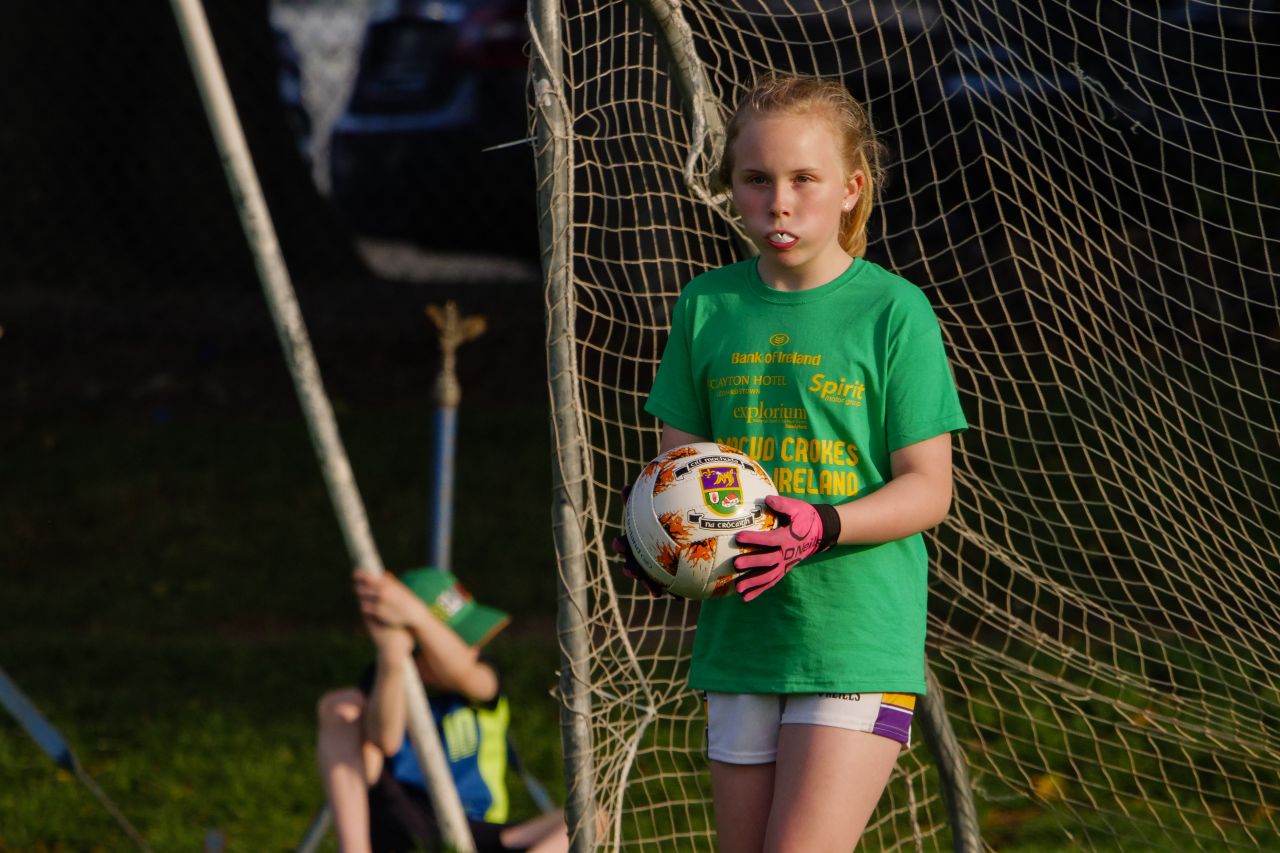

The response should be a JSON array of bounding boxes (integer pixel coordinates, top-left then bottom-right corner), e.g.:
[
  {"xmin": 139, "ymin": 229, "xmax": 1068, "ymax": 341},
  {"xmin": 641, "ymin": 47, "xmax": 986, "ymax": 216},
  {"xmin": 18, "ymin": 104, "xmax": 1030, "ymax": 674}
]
[{"xmin": 844, "ymin": 169, "xmax": 866, "ymax": 210}]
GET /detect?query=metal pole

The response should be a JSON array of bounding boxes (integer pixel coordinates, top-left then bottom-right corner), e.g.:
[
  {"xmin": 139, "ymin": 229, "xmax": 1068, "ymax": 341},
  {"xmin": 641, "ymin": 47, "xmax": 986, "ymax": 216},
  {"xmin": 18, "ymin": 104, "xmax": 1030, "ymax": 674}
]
[
  {"xmin": 0, "ymin": 667, "xmax": 153, "ymax": 852},
  {"xmin": 631, "ymin": 0, "xmax": 725, "ymax": 165},
  {"xmin": 632, "ymin": 0, "xmax": 755, "ymax": 256},
  {"xmin": 528, "ymin": 1, "xmax": 598, "ymax": 849},
  {"xmin": 294, "ymin": 805, "xmax": 331, "ymax": 853},
  {"xmin": 425, "ymin": 302, "xmax": 486, "ymax": 570},
  {"xmin": 919, "ymin": 663, "xmax": 983, "ymax": 853},
  {"xmin": 167, "ymin": 3, "xmax": 474, "ymax": 849},
  {"xmin": 429, "ymin": 404, "xmax": 458, "ymax": 569}
]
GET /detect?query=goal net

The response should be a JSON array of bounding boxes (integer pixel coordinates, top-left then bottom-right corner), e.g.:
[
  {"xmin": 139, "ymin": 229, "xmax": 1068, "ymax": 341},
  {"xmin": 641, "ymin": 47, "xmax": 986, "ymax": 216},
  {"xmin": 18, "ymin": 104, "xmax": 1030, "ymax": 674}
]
[{"xmin": 533, "ymin": 1, "xmax": 1279, "ymax": 850}]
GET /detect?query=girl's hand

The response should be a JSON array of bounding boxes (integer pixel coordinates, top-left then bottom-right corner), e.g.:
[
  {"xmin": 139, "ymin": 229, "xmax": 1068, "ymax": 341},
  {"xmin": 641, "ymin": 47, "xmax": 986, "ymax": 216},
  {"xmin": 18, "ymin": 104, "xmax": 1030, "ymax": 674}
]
[
  {"xmin": 612, "ymin": 534, "xmax": 670, "ymax": 597},
  {"xmin": 732, "ymin": 495, "xmax": 841, "ymax": 601},
  {"xmin": 614, "ymin": 484, "xmax": 671, "ymax": 597}
]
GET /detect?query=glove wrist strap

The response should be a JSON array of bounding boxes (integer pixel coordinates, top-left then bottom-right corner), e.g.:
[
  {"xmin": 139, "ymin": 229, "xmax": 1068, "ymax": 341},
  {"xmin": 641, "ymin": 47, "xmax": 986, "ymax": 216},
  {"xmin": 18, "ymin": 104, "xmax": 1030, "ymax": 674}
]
[{"xmin": 814, "ymin": 503, "xmax": 841, "ymax": 552}]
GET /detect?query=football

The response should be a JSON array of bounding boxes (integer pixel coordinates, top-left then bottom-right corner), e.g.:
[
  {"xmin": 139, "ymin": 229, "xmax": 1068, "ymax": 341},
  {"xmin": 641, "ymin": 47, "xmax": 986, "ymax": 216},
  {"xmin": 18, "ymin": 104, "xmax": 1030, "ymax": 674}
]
[{"xmin": 623, "ymin": 442, "xmax": 778, "ymax": 599}]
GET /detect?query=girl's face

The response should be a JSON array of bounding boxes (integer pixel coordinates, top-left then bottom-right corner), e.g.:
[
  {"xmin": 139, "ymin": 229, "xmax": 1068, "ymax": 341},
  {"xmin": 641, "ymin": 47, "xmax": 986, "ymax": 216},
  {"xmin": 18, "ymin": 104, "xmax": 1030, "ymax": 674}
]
[{"xmin": 730, "ymin": 111, "xmax": 864, "ymax": 290}]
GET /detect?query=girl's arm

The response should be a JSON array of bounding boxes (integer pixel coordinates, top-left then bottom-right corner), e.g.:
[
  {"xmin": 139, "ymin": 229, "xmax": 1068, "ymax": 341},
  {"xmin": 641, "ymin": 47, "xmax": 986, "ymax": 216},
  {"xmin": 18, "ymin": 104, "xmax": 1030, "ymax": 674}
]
[
  {"xmin": 734, "ymin": 432, "xmax": 955, "ymax": 601},
  {"xmin": 660, "ymin": 425, "xmax": 954, "ymax": 542},
  {"xmin": 834, "ymin": 432, "xmax": 953, "ymax": 544},
  {"xmin": 667, "ymin": 422, "xmax": 954, "ymax": 543},
  {"xmin": 660, "ymin": 423, "xmax": 709, "ymax": 452}
]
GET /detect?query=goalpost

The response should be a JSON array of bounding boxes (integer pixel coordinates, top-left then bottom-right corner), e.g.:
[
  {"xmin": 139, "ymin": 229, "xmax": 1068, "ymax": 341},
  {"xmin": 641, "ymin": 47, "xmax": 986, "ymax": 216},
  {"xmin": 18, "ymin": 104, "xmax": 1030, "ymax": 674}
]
[
  {"xmin": 534, "ymin": 1, "xmax": 1278, "ymax": 851},
  {"xmin": 170, "ymin": 2, "xmax": 477, "ymax": 850}
]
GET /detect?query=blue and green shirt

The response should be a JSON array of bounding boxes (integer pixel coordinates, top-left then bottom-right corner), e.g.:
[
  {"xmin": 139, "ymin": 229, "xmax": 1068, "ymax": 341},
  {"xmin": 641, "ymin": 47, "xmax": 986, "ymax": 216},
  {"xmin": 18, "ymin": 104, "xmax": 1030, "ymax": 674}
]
[{"xmin": 361, "ymin": 665, "xmax": 511, "ymax": 823}]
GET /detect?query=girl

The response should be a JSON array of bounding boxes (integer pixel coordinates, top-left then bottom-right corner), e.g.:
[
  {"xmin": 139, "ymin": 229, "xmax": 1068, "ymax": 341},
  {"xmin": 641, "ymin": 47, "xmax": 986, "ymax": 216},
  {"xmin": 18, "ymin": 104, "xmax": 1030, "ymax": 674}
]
[{"xmin": 636, "ymin": 75, "xmax": 968, "ymax": 851}]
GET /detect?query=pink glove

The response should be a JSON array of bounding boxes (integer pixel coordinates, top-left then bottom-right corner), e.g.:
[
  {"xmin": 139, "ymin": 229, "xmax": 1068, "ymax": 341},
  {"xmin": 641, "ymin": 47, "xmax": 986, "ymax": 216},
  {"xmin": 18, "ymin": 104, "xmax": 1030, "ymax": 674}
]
[{"xmin": 733, "ymin": 495, "xmax": 841, "ymax": 602}]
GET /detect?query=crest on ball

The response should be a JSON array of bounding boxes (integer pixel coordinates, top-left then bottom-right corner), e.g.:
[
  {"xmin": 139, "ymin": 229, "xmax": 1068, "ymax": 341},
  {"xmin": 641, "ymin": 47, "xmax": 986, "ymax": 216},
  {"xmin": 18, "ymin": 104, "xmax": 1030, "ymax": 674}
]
[{"xmin": 699, "ymin": 467, "xmax": 742, "ymax": 516}]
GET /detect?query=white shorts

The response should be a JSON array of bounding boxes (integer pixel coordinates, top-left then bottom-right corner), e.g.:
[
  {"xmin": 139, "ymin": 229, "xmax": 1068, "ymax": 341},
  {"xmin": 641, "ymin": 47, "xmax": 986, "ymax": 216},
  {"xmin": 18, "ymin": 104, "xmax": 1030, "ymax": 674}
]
[{"xmin": 705, "ymin": 691, "xmax": 917, "ymax": 764}]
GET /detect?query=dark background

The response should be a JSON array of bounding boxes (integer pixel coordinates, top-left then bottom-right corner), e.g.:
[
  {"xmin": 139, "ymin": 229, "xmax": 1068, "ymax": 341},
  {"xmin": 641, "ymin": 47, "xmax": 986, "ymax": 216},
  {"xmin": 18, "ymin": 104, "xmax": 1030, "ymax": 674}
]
[
  {"xmin": 2, "ymin": 5, "xmax": 561, "ymax": 846},
  {"xmin": 1, "ymin": 0, "xmax": 548, "ymax": 467},
  {"xmin": 0, "ymin": 0, "xmax": 557, "ymax": 753}
]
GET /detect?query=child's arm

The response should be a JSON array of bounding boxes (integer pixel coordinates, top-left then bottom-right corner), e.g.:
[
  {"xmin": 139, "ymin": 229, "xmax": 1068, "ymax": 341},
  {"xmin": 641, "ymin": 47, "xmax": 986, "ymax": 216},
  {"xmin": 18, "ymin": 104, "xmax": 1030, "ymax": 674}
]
[
  {"xmin": 659, "ymin": 424, "xmax": 954, "ymax": 535},
  {"xmin": 401, "ymin": 595, "xmax": 499, "ymax": 704},
  {"xmin": 363, "ymin": 619, "xmax": 414, "ymax": 755},
  {"xmin": 355, "ymin": 569, "xmax": 499, "ymax": 713}
]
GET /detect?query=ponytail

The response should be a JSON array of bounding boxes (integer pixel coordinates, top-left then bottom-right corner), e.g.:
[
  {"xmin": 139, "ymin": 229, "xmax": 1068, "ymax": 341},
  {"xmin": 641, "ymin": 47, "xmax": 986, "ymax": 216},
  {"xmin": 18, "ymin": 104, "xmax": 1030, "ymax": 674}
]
[{"xmin": 840, "ymin": 148, "xmax": 879, "ymax": 257}]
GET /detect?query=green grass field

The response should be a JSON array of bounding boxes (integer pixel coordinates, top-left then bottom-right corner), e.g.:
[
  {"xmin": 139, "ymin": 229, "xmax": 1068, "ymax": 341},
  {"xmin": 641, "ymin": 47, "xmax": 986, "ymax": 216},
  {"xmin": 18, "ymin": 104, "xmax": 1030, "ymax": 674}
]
[
  {"xmin": 3, "ymin": 280, "xmax": 1271, "ymax": 852},
  {"xmin": 0, "ymin": 391, "xmax": 564, "ymax": 851}
]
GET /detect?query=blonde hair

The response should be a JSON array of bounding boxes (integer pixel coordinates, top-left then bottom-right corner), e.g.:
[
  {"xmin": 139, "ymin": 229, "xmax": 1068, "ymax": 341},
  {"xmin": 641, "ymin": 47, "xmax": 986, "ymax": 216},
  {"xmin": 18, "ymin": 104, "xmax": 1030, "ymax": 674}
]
[{"xmin": 716, "ymin": 75, "xmax": 887, "ymax": 258}]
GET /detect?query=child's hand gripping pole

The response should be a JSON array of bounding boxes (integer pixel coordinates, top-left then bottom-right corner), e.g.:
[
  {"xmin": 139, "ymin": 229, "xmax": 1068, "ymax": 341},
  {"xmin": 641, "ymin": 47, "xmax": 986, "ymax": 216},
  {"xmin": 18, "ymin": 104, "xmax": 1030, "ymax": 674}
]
[{"xmin": 733, "ymin": 495, "xmax": 842, "ymax": 602}]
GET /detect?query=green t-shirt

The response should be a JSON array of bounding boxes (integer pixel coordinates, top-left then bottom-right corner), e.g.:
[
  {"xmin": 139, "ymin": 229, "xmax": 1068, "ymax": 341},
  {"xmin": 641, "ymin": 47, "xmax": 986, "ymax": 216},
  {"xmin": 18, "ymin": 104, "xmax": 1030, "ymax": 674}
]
[{"xmin": 645, "ymin": 257, "xmax": 968, "ymax": 694}]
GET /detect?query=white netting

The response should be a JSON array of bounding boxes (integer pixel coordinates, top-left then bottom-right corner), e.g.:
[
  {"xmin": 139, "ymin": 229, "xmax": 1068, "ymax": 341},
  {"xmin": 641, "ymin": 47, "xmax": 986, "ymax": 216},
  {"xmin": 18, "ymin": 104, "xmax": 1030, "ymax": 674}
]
[{"xmin": 536, "ymin": 2, "xmax": 1279, "ymax": 850}]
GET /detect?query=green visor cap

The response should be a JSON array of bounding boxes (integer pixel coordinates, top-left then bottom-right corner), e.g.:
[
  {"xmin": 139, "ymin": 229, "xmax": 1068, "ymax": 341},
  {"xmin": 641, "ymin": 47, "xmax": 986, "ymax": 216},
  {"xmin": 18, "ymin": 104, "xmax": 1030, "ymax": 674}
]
[{"xmin": 400, "ymin": 568, "xmax": 510, "ymax": 648}]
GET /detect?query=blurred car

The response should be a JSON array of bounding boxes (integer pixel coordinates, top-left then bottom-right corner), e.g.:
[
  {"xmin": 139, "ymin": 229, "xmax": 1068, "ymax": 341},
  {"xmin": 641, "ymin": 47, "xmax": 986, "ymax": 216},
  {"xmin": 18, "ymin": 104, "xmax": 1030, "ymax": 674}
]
[
  {"xmin": 328, "ymin": 0, "xmax": 537, "ymax": 257},
  {"xmin": 272, "ymin": 22, "xmax": 313, "ymax": 169}
]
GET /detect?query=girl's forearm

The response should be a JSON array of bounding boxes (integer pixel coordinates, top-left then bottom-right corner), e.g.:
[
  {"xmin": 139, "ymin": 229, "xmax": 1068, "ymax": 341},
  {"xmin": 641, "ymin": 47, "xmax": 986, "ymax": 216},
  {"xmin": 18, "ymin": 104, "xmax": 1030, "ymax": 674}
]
[{"xmin": 832, "ymin": 470, "xmax": 952, "ymax": 545}]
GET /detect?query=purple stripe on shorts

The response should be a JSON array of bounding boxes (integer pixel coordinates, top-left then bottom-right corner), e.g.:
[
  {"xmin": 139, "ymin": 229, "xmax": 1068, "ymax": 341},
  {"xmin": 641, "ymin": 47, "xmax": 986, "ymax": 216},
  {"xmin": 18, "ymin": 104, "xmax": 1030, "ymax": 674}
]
[{"xmin": 873, "ymin": 702, "xmax": 913, "ymax": 743}]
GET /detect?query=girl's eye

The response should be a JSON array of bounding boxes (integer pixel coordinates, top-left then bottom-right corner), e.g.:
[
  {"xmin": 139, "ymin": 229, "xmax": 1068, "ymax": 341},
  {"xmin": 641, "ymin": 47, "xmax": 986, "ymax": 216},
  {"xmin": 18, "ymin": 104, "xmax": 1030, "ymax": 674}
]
[
  {"xmin": 794, "ymin": 175, "xmax": 813, "ymax": 184},
  {"xmin": 747, "ymin": 175, "xmax": 769, "ymax": 186}
]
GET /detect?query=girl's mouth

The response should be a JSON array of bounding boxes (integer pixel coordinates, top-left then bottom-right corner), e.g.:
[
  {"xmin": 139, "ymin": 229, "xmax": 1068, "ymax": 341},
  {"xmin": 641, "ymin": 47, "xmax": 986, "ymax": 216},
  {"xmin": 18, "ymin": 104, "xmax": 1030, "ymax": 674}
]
[{"xmin": 766, "ymin": 231, "xmax": 798, "ymax": 250}]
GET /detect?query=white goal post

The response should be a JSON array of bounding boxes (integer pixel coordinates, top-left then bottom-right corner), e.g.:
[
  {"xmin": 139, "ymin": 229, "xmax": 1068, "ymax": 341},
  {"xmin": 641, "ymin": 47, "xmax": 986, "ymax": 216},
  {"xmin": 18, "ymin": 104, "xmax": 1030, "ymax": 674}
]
[{"xmin": 532, "ymin": 2, "xmax": 1279, "ymax": 851}]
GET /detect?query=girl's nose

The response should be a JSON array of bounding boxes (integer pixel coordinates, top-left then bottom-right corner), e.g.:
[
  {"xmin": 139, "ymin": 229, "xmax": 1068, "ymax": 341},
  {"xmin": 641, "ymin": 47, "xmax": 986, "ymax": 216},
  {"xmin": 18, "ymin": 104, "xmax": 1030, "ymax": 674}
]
[{"xmin": 769, "ymin": 187, "xmax": 791, "ymax": 216}]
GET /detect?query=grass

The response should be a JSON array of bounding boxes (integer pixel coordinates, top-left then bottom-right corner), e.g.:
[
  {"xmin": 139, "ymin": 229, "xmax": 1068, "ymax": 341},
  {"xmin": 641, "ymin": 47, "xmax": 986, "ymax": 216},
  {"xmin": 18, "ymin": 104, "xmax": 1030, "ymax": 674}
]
[
  {"xmin": 0, "ymin": 634, "xmax": 564, "ymax": 852},
  {"xmin": 3, "ymin": 279, "xmax": 1274, "ymax": 851},
  {"xmin": 0, "ymin": 394, "xmax": 565, "ymax": 852}
]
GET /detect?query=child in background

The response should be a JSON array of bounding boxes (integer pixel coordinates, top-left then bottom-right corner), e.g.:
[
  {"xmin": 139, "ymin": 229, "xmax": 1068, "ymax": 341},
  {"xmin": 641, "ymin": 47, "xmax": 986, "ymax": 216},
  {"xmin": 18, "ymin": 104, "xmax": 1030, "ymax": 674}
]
[
  {"xmin": 316, "ymin": 567, "xmax": 568, "ymax": 853},
  {"xmin": 632, "ymin": 75, "xmax": 968, "ymax": 850}
]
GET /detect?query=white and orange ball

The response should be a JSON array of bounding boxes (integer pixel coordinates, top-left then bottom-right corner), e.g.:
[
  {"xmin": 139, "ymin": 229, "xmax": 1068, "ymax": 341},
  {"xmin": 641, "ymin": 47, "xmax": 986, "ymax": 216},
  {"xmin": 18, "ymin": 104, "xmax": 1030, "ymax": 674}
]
[{"xmin": 623, "ymin": 442, "xmax": 778, "ymax": 599}]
